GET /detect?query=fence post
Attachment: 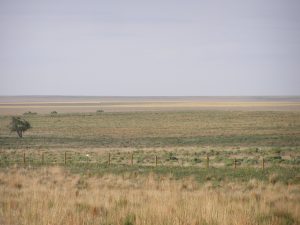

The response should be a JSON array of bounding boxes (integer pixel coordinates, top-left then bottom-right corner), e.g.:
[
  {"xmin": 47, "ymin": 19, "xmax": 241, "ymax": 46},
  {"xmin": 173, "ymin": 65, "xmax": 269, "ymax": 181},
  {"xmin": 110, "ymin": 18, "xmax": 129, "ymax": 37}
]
[
  {"xmin": 262, "ymin": 158, "xmax": 265, "ymax": 170},
  {"xmin": 108, "ymin": 153, "xmax": 111, "ymax": 165},
  {"xmin": 42, "ymin": 152, "xmax": 44, "ymax": 165},
  {"xmin": 23, "ymin": 152, "xmax": 26, "ymax": 164},
  {"xmin": 206, "ymin": 155, "xmax": 209, "ymax": 169},
  {"xmin": 131, "ymin": 153, "xmax": 133, "ymax": 166},
  {"xmin": 234, "ymin": 158, "xmax": 237, "ymax": 169},
  {"xmin": 64, "ymin": 152, "xmax": 67, "ymax": 165},
  {"xmin": 155, "ymin": 155, "xmax": 158, "ymax": 167}
]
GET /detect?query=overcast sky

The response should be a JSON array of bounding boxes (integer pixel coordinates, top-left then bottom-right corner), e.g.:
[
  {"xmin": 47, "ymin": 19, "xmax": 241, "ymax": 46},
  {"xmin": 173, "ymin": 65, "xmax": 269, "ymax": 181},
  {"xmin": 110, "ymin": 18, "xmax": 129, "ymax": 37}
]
[{"xmin": 0, "ymin": 0, "xmax": 299, "ymax": 96}]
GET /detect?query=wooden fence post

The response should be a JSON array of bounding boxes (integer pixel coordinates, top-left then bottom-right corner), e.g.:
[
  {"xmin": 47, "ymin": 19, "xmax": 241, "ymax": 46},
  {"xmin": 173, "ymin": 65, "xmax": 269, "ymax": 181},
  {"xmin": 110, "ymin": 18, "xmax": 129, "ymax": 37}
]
[
  {"xmin": 23, "ymin": 152, "xmax": 26, "ymax": 164},
  {"xmin": 64, "ymin": 152, "xmax": 67, "ymax": 165},
  {"xmin": 42, "ymin": 152, "xmax": 44, "ymax": 165},
  {"xmin": 206, "ymin": 155, "xmax": 209, "ymax": 169},
  {"xmin": 131, "ymin": 153, "xmax": 133, "ymax": 166},
  {"xmin": 108, "ymin": 153, "xmax": 111, "ymax": 165},
  {"xmin": 262, "ymin": 158, "xmax": 265, "ymax": 170},
  {"xmin": 155, "ymin": 155, "xmax": 158, "ymax": 167},
  {"xmin": 234, "ymin": 158, "xmax": 237, "ymax": 169}
]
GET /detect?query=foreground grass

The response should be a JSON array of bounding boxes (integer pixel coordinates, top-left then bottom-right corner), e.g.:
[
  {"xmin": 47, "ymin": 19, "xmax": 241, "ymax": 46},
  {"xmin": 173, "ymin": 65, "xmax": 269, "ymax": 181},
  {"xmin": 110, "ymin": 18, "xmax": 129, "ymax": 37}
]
[
  {"xmin": 0, "ymin": 111, "xmax": 300, "ymax": 148},
  {"xmin": 0, "ymin": 166, "xmax": 299, "ymax": 225},
  {"xmin": 1, "ymin": 162, "xmax": 300, "ymax": 185}
]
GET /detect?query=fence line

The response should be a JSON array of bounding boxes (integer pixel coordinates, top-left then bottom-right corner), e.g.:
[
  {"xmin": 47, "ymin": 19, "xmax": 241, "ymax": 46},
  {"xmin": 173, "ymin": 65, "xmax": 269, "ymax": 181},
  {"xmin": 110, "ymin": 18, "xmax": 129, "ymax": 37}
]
[{"xmin": 0, "ymin": 151, "xmax": 272, "ymax": 170}]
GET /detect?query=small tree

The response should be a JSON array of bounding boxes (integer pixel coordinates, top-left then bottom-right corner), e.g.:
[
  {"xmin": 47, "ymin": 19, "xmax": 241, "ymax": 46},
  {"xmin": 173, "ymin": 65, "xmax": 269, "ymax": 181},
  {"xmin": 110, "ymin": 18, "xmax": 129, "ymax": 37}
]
[{"xmin": 9, "ymin": 117, "xmax": 31, "ymax": 138}]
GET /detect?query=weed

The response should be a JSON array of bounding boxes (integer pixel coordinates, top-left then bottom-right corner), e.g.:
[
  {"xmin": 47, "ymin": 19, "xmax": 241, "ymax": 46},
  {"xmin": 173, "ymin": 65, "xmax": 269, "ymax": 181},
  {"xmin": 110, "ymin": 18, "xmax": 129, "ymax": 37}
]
[
  {"xmin": 76, "ymin": 178, "xmax": 88, "ymax": 190},
  {"xmin": 123, "ymin": 213, "xmax": 136, "ymax": 225}
]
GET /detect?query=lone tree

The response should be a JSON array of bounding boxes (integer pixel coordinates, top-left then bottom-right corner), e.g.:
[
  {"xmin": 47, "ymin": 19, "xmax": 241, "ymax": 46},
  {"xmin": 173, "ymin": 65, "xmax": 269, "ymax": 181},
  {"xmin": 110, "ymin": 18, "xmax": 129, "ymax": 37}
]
[{"xmin": 9, "ymin": 117, "xmax": 31, "ymax": 138}]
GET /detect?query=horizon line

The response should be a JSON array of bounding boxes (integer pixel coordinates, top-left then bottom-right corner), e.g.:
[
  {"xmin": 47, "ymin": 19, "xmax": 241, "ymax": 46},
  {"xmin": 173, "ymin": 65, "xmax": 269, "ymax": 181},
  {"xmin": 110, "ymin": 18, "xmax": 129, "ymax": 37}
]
[{"xmin": 0, "ymin": 95, "xmax": 300, "ymax": 98}]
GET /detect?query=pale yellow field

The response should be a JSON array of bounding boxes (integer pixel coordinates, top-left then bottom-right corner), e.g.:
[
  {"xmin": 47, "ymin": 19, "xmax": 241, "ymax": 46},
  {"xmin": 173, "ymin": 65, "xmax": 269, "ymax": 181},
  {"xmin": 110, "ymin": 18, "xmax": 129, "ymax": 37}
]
[
  {"xmin": 0, "ymin": 96, "xmax": 300, "ymax": 115},
  {"xmin": 0, "ymin": 167, "xmax": 299, "ymax": 225}
]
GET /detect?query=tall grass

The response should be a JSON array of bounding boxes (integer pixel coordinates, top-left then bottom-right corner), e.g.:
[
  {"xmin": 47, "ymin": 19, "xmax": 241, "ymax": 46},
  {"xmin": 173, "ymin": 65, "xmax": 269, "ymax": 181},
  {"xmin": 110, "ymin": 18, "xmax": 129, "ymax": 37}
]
[{"xmin": 0, "ymin": 166, "xmax": 299, "ymax": 225}]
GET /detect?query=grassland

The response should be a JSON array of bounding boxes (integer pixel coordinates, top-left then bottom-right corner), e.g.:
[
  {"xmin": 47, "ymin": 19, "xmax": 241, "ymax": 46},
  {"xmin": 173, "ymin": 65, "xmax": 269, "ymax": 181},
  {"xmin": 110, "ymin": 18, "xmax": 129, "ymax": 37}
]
[
  {"xmin": 0, "ymin": 167, "xmax": 300, "ymax": 225},
  {"xmin": 1, "ymin": 97, "xmax": 300, "ymax": 225},
  {"xmin": 0, "ymin": 110, "xmax": 300, "ymax": 149}
]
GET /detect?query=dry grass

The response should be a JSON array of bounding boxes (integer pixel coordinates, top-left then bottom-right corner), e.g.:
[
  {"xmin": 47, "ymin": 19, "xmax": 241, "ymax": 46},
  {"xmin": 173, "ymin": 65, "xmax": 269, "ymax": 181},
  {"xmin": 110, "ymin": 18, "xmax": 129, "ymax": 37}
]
[{"xmin": 0, "ymin": 166, "xmax": 299, "ymax": 225}]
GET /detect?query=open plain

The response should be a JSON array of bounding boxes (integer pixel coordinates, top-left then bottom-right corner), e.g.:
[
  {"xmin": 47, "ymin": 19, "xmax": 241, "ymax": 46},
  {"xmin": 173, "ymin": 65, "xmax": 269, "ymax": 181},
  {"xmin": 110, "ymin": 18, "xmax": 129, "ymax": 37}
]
[
  {"xmin": 0, "ymin": 96, "xmax": 300, "ymax": 115},
  {"xmin": 0, "ymin": 96, "xmax": 300, "ymax": 225}
]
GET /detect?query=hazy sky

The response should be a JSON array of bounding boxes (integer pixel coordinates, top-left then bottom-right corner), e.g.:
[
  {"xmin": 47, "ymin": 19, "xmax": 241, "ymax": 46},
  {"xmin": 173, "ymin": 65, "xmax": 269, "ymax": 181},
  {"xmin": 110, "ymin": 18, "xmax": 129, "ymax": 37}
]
[{"xmin": 0, "ymin": 0, "xmax": 300, "ymax": 96}]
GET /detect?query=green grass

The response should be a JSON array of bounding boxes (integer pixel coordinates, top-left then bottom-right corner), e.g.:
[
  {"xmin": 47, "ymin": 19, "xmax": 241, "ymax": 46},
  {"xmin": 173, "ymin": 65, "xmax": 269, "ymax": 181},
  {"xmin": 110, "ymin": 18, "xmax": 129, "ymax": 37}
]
[
  {"xmin": 0, "ymin": 111, "xmax": 299, "ymax": 149},
  {"xmin": 1, "ymin": 146, "xmax": 299, "ymax": 185},
  {"xmin": 1, "ymin": 147, "xmax": 299, "ymax": 167},
  {"xmin": 1, "ymin": 110, "xmax": 299, "ymax": 183},
  {"xmin": 1, "ymin": 162, "xmax": 299, "ymax": 185}
]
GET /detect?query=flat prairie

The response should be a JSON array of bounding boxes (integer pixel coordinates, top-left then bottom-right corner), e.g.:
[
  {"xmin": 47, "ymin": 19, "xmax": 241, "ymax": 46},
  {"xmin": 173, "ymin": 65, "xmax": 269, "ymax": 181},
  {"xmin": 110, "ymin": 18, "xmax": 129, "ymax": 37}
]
[
  {"xmin": 0, "ymin": 96, "xmax": 299, "ymax": 115},
  {"xmin": 1, "ymin": 96, "xmax": 300, "ymax": 225}
]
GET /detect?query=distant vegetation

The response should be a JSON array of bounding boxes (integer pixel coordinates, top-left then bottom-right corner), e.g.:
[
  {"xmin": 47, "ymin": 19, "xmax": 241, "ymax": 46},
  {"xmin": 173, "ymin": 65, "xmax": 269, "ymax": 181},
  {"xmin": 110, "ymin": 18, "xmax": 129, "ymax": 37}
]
[
  {"xmin": 23, "ymin": 111, "xmax": 37, "ymax": 115},
  {"xmin": 96, "ymin": 109, "xmax": 104, "ymax": 113},
  {"xmin": 0, "ymin": 111, "xmax": 299, "ymax": 149}
]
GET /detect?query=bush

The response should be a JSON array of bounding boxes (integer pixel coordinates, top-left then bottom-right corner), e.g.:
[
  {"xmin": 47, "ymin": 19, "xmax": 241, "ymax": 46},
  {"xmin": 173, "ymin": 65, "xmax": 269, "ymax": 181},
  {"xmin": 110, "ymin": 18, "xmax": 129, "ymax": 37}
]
[
  {"xmin": 168, "ymin": 152, "xmax": 178, "ymax": 161},
  {"xmin": 23, "ymin": 111, "xmax": 37, "ymax": 115},
  {"xmin": 9, "ymin": 116, "xmax": 31, "ymax": 138}
]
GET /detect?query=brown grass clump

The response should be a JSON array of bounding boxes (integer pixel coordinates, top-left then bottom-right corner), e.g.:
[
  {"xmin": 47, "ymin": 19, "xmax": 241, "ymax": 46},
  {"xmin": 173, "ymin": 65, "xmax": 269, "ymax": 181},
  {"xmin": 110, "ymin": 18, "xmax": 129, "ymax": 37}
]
[{"xmin": 0, "ymin": 167, "xmax": 299, "ymax": 225}]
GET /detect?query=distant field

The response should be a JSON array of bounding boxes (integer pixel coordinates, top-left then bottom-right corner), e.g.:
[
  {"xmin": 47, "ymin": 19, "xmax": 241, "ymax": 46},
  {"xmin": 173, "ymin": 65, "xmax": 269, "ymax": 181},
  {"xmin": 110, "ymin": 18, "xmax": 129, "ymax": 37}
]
[
  {"xmin": 0, "ymin": 96, "xmax": 300, "ymax": 115},
  {"xmin": 1, "ymin": 110, "xmax": 299, "ymax": 149}
]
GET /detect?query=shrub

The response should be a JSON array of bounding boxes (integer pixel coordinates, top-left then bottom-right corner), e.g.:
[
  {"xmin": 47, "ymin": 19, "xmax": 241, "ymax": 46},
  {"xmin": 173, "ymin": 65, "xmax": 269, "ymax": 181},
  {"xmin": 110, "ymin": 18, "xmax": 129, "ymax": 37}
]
[
  {"xmin": 23, "ymin": 111, "xmax": 37, "ymax": 115},
  {"xmin": 9, "ymin": 117, "xmax": 31, "ymax": 138},
  {"xmin": 168, "ymin": 152, "xmax": 178, "ymax": 161}
]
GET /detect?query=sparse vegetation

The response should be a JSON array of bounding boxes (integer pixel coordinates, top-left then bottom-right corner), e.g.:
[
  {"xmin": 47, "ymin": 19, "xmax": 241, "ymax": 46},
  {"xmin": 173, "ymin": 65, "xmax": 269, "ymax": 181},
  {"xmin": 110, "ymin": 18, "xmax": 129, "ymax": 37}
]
[
  {"xmin": 0, "ymin": 108, "xmax": 299, "ymax": 225},
  {"xmin": 0, "ymin": 111, "xmax": 299, "ymax": 149}
]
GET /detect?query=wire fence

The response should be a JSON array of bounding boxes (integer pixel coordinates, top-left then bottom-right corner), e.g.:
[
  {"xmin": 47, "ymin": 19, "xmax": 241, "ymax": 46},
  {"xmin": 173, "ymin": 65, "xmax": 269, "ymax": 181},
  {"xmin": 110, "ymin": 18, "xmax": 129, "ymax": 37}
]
[{"xmin": 1, "ymin": 150, "xmax": 299, "ymax": 169}]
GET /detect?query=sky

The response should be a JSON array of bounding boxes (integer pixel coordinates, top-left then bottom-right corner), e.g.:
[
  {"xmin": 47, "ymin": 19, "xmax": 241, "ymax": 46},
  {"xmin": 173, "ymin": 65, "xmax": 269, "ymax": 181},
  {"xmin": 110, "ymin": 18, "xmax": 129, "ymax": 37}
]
[{"xmin": 0, "ymin": 0, "xmax": 300, "ymax": 96}]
